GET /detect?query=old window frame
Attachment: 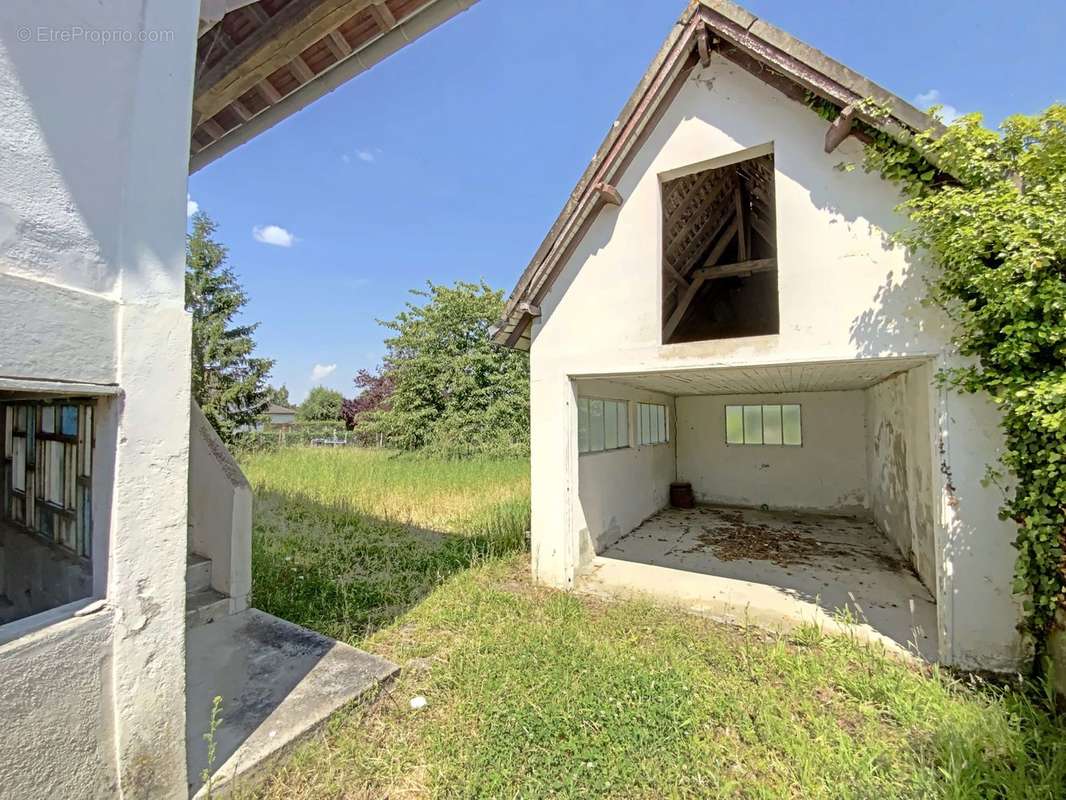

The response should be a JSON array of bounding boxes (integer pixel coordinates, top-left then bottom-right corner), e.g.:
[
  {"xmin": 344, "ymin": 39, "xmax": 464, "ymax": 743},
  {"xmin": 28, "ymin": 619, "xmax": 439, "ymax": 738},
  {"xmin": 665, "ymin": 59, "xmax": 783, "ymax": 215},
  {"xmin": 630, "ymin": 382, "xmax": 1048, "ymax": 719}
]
[
  {"xmin": 636, "ymin": 402, "xmax": 669, "ymax": 446},
  {"xmin": 577, "ymin": 397, "xmax": 630, "ymax": 455},
  {"xmin": 725, "ymin": 403, "xmax": 801, "ymax": 446},
  {"xmin": 2, "ymin": 399, "xmax": 95, "ymax": 561}
]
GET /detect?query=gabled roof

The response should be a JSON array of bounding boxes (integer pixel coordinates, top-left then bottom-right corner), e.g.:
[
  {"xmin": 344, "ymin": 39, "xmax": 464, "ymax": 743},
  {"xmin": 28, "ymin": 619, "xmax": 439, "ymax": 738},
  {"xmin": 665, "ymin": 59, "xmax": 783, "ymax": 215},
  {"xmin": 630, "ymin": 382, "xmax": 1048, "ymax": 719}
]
[
  {"xmin": 266, "ymin": 402, "xmax": 297, "ymax": 415},
  {"xmin": 492, "ymin": 0, "xmax": 942, "ymax": 351}
]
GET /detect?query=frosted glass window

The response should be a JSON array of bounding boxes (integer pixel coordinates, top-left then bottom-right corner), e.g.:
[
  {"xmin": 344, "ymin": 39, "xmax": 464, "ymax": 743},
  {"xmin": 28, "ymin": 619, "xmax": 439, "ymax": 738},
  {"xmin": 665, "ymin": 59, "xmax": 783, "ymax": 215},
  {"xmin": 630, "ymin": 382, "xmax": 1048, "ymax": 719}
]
[
  {"xmin": 577, "ymin": 398, "xmax": 589, "ymax": 453},
  {"xmin": 40, "ymin": 406, "xmax": 55, "ymax": 434},
  {"xmin": 725, "ymin": 406, "xmax": 744, "ymax": 444},
  {"xmin": 762, "ymin": 405, "xmax": 782, "ymax": 445},
  {"xmin": 782, "ymin": 404, "xmax": 802, "ymax": 445},
  {"xmin": 604, "ymin": 402, "xmax": 619, "ymax": 450},
  {"xmin": 726, "ymin": 404, "xmax": 801, "ymax": 446},
  {"xmin": 743, "ymin": 405, "xmax": 763, "ymax": 444},
  {"xmin": 637, "ymin": 402, "xmax": 668, "ymax": 445},
  {"xmin": 589, "ymin": 399, "xmax": 605, "ymax": 452},
  {"xmin": 578, "ymin": 398, "xmax": 629, "ymax": 454}
]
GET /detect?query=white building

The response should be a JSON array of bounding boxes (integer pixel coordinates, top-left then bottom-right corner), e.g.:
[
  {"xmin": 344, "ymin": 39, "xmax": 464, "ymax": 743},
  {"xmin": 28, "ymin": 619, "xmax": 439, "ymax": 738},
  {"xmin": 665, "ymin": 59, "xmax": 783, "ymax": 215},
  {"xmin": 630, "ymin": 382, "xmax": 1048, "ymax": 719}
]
[
  {"xmin": 493, "ymin": 0, "xmax": 1029, "ymax": 673},
  {"xmin": 0, "ymin": 1, "xmax": 475, "ymax": 797}
]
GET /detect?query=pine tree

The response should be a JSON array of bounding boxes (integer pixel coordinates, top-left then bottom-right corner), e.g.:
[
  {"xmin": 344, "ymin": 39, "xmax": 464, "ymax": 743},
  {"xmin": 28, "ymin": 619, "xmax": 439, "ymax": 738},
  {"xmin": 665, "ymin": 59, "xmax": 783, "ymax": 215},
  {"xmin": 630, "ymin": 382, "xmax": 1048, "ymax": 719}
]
[{"xmin": 185, "ymin": 212, "xmax": 274, "ymax": 444}]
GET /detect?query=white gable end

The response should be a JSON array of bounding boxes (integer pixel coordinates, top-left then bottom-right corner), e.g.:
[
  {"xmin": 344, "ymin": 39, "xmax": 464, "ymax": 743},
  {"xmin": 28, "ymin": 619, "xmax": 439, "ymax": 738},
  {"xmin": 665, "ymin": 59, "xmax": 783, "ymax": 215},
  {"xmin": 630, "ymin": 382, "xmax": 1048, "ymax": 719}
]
[{"xmin": 532, "ymin": 54, "xmax": 948, "ymax": 371}]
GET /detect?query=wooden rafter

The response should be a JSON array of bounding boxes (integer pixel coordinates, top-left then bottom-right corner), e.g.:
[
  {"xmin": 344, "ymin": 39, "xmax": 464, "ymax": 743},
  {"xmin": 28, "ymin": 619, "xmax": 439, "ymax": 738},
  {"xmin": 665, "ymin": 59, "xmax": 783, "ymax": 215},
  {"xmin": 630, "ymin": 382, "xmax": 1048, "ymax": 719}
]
[
  {"xmin": 289, "ymin": 55, "xmax": 316, "ymax": 83},
  {"xmin": 824, "ymin": 103, "xmax": 856, "ymax": 153},
  {"xmin": 594, "ymin": 182, "xmax": 623, "ymax": 207},
  {"xmin": 257, "ymin": 78, "xmax": 282, "ymax": 104},
  {"xmin": 194, "ymin": 0, "xmax": 376, "ymax": 125},
  {"xmin": 325, "ymin": 29, "xmax": 353, "ymax": 59},
  {"xmin": 733, "ymin": 184, "xmax": 748, "ymax": 261},
  {"xmin": 692, "ymin": 257, "xmax": 776, "ymax": 281},
  {"xmin": 368, "ymin": 1, "xmax": 397, "ymax": 32}
]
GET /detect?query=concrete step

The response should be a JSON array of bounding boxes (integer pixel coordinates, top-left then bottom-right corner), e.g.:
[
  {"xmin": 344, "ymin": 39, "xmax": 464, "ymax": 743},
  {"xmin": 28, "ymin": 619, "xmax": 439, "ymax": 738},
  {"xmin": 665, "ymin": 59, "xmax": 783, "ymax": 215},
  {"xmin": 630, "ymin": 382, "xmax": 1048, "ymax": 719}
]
[
  {"xmin": 186, "ymin": 588, "xmax": 230, "ymax": 628},
  {"xmin": 186, "ymin": 553, "xmax": 212, "ymax": 594}
]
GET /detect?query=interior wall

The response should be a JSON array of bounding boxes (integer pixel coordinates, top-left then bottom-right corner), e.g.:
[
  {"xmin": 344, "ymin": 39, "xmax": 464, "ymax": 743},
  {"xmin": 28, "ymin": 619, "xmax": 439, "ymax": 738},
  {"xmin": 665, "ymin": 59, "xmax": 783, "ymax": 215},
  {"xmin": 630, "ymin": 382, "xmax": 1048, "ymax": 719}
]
[
  {"xmin": 575, "ymin": 379, "xmax": 675, "ymax": 563},
  {"xmin": 675, "ymin": 390, "xmax": 867, "ymax": 515},
  {"xmin": 865, "ymin": 363, "xmax": 937, "ymax": 592}
]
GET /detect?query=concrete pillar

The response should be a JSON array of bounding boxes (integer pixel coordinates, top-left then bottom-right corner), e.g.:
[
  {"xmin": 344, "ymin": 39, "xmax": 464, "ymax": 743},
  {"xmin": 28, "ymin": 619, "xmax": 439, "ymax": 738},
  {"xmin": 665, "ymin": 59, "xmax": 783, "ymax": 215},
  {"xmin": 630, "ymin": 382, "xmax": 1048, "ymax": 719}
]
[
  {"xmin": 529, "ymin": 347, "xmax": 579, "ymax": 589},
  {"xmin": 0, "ymin": 1, "xmax": 199, "ymax": 796}
]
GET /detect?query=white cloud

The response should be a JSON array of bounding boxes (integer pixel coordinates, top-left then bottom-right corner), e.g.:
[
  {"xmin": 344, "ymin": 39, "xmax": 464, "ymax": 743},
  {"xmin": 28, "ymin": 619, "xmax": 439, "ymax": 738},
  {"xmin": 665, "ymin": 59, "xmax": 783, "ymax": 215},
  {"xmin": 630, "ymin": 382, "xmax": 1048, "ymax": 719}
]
[
  {"xmin": 187, "ymin": 195, "xmax": 199, "ymax": 217},
  {"xmin": 252, "ymin": 224, "xmax": 296, "ymax": 247},
  {"xmin": 914, "ymin": 89, "xmax": 960, "ymax": 124},
  {"xmin": 356, "ymin": 149, "xmax": 376, "ymax": 163},
  {"xmin": 310, "ymin": 363, "xmax": 337, "ymax": 382}
]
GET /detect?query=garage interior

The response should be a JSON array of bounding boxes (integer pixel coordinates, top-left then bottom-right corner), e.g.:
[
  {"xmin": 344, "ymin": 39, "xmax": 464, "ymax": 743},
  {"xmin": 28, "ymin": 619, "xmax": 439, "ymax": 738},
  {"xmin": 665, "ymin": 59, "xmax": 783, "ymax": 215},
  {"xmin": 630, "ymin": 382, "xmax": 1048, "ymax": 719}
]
[{"xmin": 574, "ymin": 358, "xmax": 940, "ymax": 660}]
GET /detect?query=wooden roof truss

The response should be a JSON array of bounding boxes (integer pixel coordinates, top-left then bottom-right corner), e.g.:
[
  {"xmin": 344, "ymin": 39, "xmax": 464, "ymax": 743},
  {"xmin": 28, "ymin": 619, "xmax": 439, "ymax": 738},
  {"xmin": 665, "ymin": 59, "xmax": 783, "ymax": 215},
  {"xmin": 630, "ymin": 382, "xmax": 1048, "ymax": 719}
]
[{"xmin": 661, "ymin": 154, "xmax": 775, "ymax": 340}]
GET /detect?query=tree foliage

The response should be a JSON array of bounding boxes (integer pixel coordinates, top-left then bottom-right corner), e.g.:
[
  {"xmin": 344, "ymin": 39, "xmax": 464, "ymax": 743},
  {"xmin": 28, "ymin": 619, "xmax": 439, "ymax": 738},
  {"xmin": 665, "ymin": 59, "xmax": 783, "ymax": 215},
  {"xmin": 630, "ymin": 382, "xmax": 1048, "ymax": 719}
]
[
  {"xmin": 186, "ymin": 212, "xmax": 273, "ymax": 444},
  {"xmin": 360, "ymin": 281, "xmax": 529, "ymax": 456},
  {"xmin": 267, "ymin": 384, "xmax": 292, "ymax": 407},
  {"xmin": 341, "ymin": 368, "xmax": 394, "ymax": 430},
  {"xmin": 849, "ymin": 102, "xmax": 1066, "ymax": 643},
  {"xmin": 298, "ymin": 386, "xmax": 345, "ymax": 422}
]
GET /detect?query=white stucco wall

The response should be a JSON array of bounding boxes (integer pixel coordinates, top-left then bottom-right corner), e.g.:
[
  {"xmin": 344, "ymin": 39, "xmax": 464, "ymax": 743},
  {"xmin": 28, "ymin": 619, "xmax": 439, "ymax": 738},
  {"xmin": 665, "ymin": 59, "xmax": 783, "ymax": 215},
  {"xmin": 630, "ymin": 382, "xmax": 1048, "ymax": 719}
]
[
  {"xmin": 0, "ymin": 610, "xmax": 118, "ymax": 797},
  {"xmin": 865, "ymin": 364, "xmax": 937, "ymax": 591},
  {"xmin": 0, "ymin": 2, "xmax": 200, "ymax": 795},
  {"xmin": 574, "ymin": 379, "xmax": 675, "ymax": 563},
  {"xmin": 676, "ymin": 390, "xmax": 867, "ymax": 515},
  {"xmin": 527, "ymin": 53, "xmax": 1024, "ymax": 669}
]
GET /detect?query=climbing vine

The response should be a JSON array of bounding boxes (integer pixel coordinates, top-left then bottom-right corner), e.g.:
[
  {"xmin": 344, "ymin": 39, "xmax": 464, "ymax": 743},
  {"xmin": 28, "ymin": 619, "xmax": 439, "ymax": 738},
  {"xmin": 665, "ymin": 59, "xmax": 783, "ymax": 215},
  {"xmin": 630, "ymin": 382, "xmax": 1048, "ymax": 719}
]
[{"xmin": 808, "ymin": 94, "xmax": 1066, "ymax": 650}]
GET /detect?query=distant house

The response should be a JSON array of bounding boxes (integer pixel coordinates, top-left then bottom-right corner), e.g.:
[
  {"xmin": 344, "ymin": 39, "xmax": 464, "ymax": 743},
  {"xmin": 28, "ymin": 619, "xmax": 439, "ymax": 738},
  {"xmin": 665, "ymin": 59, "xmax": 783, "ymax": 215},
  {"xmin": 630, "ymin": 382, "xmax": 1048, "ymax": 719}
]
[
  {"xmin": 265, "ymin": 403, "xmax": 297, "ymax": 428},
  {"xmin": 494, "ymin": 0, "xmax": 1026, "ymax": 673}
]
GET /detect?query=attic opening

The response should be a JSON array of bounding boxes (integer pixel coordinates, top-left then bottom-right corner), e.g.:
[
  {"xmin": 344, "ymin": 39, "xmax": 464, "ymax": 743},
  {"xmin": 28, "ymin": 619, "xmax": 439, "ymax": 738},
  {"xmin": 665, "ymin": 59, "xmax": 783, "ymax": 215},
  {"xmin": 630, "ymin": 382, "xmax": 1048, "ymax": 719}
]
[{"xmin": 661, "ymin": 151, "xmax": 778, "ymax": 344}]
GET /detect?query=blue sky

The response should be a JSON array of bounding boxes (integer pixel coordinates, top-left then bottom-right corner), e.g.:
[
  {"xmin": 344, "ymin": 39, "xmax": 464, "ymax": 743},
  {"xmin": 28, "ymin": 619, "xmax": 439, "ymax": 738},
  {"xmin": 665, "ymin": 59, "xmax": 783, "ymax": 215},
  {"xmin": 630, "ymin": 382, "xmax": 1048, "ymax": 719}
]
[{"xmin": 188, "ymin": 0, "xmax": 1065, "ymax": 403}]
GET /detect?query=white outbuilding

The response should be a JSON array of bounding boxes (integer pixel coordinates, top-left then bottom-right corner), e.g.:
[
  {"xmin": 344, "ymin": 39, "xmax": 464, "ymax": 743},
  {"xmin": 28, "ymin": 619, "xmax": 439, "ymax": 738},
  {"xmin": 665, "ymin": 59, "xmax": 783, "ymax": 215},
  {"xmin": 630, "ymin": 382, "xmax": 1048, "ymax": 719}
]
[{"xmin": 494, "ymin": 0, "xmax": 1026, "ymax": 673}]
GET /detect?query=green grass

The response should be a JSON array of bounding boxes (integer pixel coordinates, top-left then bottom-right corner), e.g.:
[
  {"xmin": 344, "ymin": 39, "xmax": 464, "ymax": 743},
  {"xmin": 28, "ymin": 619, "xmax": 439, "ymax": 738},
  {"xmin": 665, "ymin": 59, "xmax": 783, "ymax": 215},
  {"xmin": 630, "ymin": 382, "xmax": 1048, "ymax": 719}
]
[{"xmin": 243, "ymin": 448, "xmax": 1066, "ymax": 800}]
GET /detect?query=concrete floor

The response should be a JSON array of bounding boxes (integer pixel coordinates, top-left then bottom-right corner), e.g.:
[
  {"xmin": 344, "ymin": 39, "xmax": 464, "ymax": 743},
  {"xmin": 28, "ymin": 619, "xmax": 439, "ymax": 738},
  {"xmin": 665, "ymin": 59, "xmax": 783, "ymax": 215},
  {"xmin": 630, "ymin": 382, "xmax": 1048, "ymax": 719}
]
[
  {"xmin": 186, "ymin": 609, "xmax": 398, "ymax": 798},
  {"xmin": 588, "ymin": 505, "xmax": 938, "ymax": 660}
]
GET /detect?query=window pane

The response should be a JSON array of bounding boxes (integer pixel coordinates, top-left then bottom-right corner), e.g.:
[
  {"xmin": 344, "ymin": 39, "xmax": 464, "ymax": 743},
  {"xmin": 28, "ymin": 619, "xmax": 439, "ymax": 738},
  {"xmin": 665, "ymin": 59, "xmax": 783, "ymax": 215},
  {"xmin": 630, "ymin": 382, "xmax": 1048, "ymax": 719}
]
[
  {"xmin": 618, "ymin": 402, "xmax": 628, "ymax": 448},
  {"xmin": 726, "ymin": 406, "xmax": 744, "ymax": 444},
  {"xmin": 743, "ymin": 405, "xmax": 763, "ymax": 444},
  {"xmin": 762, "ymin": 404, "xmax": 782, "ymax": 445},
  {"xmin": 46, "ymin": 441, "xmax": 63, "ymax": 504},
  {"xmin": 604, "ymin": 400, "xmax": 619, "ymax": 450},
  {"xmin": 783, "ymin": 404, "xmax": 802, "ymax": 445},
  {"xmin": 61, "ymin": 406, "xmax": 78, "ymax": 436},
  {"xmin": 641, "ymin": 403, "xmax": 651, "ymax": 444},
  {"xmin": 577, "ymin": 398, "xmax": 589, "ymax": 453},
  {"xmin": 12, "ymin": 437, "xmax": 25, "ymax": 491},
  {"xmin": 589, "ymin": 399, "xmax": 605, "ymax": 452},
  {"xmin": 41, "ymin": 406, "xmax": 55, "ymax": 434},
  {"xmin": 657, "ymin": 405, "xmax": 666, "ymax": 443}
]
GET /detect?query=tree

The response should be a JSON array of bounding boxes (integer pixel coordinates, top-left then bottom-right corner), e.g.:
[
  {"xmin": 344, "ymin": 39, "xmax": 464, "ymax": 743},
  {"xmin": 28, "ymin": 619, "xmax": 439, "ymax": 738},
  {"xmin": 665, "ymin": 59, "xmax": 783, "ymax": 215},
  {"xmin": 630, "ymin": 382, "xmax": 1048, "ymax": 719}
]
[
  {"xmin": 267, "ymin": 384, "xmax": 291, "ymax": 407},
  {"xmin": 341, "ymin": 368, "xmax": 393, "ymax": 430},
  {"xmin": 185, "ymin": 212, "xmax": 273, "ymax": 444},
  {"xmin": 298, "ymin": 386, "xmax": 345, "ymax": 422},
  {"xmin": 360, "ymin": 281, "xmax": 529, "ymax": 455},
  {"xmin": 847, "ymin": 101, "xmax": 1066, "ymax": 649}
]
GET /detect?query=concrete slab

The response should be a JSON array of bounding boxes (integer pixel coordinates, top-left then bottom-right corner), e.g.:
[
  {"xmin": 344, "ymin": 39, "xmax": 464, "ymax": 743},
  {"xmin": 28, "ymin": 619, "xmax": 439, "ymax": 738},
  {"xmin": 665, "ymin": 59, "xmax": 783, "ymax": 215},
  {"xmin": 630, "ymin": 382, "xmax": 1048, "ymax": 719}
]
[
  {"xmin": 186, "ymin": 609, "xmax": 398, "ymax": 798},
  {"xmin": 588, "ymin": 505, "xmax": 937, "ymax": 660}
]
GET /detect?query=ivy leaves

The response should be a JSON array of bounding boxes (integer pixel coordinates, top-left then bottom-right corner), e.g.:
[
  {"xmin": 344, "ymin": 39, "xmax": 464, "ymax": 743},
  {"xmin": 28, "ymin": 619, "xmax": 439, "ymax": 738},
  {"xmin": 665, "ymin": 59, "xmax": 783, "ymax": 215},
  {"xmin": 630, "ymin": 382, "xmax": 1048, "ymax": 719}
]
[{"xmin": 855, "ymin": 102, "xmax": 1066, "ymax": 642}]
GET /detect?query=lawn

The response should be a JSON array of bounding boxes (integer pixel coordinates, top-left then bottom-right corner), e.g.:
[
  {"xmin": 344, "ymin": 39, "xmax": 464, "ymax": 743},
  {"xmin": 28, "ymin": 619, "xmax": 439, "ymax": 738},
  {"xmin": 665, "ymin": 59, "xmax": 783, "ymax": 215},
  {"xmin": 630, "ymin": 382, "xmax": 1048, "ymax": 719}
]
[{"xmin": 242, "ymin": 448, "xmax": 1066, "ymax": 800}]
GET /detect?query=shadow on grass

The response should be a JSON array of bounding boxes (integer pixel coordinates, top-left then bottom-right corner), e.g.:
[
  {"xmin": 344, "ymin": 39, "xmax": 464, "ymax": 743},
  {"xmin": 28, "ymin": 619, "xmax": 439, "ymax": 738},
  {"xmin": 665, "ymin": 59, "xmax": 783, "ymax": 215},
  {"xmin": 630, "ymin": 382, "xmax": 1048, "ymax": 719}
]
[{"xmin": 250, "ymin": 488, "xmax": 529, "ymax": 646}]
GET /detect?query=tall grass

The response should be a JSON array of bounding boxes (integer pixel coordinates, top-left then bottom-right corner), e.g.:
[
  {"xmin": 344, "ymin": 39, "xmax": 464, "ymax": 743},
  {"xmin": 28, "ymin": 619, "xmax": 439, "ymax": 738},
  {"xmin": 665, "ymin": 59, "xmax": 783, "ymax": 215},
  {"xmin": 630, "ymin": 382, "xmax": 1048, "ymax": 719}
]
[{"xmin": 242, "ymin": 447, "xmax": 530, "ymax": 642}]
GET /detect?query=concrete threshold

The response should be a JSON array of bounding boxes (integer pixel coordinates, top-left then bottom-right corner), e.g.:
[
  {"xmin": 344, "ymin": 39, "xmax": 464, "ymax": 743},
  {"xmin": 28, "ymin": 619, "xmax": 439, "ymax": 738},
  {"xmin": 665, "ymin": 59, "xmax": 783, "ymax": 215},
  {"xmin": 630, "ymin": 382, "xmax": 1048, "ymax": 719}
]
[
  {"xmin": 581, "ymin": 556, "xmax": 928, "ymax": 663},
  {"xmin": 186, "ymin": 609, "xmax": 398, "ymax": 798}
]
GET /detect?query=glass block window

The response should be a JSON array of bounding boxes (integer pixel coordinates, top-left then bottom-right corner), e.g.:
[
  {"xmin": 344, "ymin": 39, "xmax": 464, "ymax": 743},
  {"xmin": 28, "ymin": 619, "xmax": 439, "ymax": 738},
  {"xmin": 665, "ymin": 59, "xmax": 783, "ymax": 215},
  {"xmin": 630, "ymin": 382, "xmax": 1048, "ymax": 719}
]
[
  {"xmin": 725, "ymin": 403, "xmax": 801, "ymax": 446},
  {"xmin": 2, "ymin": 400, "xmax": 94, "ymax": 559},
  {"xmin": 636, "ymin": 402, "xmax": 668, "ymax": 446},
  {"xmin": 577, "ymin": 398, "xmax": 629, "ymax": 454}
]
